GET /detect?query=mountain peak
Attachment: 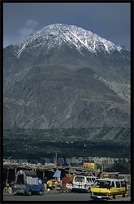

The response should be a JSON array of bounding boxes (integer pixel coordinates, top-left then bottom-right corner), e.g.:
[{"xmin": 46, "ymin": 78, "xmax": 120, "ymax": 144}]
[{"xmin": 15, "ymin": 23, "xmax": 124, "ymax": 58}]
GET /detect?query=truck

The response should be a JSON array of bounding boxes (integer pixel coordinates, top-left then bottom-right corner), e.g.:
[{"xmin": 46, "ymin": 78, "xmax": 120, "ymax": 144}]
[
  {"xmin": 72, "ymin": 174, "xmax": 98, "ymax": 192},
  {"xmin": 13, "ymin": 170, "xmax": 44, "ymax": 195}
]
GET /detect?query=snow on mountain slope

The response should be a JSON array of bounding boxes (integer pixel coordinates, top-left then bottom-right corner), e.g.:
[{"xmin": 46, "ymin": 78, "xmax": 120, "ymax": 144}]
[{"xmin": 14, "ymin": 24, "xmax": 124, "ymax": 58}]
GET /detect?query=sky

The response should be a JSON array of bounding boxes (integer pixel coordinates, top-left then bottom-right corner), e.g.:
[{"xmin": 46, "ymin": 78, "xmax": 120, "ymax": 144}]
[{"xmin": 3, "ymin": 3, "xmax": 130, "ymax": 50}]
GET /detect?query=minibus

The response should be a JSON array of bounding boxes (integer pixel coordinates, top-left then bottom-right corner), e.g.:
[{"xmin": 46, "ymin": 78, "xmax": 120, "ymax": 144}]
[
  {"xmin": 72, "ymin": 174, "xmax": 98, "ymax": 192},
  {"xmin": 90, "ymin": 178, "xmax": 128, "ymax": 200}
]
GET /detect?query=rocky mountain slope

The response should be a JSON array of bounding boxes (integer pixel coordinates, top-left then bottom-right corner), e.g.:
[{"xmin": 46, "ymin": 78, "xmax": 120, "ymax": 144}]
[{"xmin": 3, "ymin": 24, "xmax": 130, "ymax": 129}]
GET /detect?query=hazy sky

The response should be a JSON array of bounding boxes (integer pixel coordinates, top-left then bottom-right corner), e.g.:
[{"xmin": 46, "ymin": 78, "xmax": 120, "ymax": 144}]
[{"xmin": 3, "ymin": 2, "xmax": 130, "ymax": 50}]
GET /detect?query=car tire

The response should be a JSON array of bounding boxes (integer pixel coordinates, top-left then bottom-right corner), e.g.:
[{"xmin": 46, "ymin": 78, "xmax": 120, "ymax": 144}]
[
  {"xmin": 113, "ymin": 195, "xmax": 115, "ymax": 199},
  {"xmin": 87, "ymin": 188, "xmax": 91, "ymax": 193},
  {"xmin": 28, "ymin": 190, "xmax": 32, "ymax": 196},
  {"xmin": 38, "ymin": 190, "xmax": 43, "ymax": 195}
]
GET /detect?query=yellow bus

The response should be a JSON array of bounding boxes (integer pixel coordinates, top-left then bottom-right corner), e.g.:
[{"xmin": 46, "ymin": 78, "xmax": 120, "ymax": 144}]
[{"xmin": 90, "ymin": 178, "xmax": 128, "ymax": 200}]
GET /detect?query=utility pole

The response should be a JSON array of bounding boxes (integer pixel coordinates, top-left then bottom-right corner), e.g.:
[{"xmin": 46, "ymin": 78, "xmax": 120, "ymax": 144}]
[
  {"xmin": 56, "ymin": 152, "xmax": 57, "ymax": 169},
  {"xmin": 54, "ymin": 152, "xmax": 58, "ymax": 169}
]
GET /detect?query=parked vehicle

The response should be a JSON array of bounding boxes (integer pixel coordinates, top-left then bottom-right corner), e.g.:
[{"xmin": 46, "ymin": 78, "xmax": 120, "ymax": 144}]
[
  {"xmin": 72, "ymin": 174, "xmax": 98, "ymax": 192},
  {"xmin": 90, "ymin": 178, "xmax": 128, "ymax": 200},
  {"xmin": 13, "ymin": 170, "xmax": 44, "ymax": 195}
]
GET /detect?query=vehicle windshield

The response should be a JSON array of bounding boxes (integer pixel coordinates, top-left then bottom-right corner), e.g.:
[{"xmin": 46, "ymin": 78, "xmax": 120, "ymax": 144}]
[
  {"xmin": 92, "ymin": 181, "xmax": 98, "ymax": 185},
  {"xmin": 17, "ymin": 175, "xmax": 24, "ymax": 184},
  {"xmin": 97, "ymin": 181, "xmax": 110, "ymax": 188},
  {"xmin": 75, "ymin": 177, "xmax": 85, "ymax": 182}
]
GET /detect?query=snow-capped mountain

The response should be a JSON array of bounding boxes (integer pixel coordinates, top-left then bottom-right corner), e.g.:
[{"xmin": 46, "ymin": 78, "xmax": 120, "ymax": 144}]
[
  {"xmin": 15, "ymin": 24, "xmax": 123, "ymax": 58},
  {"xmin": 3, "ymin": 24, "xmax": 130, "ymax": 131}
]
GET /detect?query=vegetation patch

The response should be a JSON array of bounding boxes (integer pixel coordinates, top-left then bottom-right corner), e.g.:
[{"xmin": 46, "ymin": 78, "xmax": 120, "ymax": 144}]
[{"xmin": 3, "ymin": 128, "xmax": 130, "ymax": 161}]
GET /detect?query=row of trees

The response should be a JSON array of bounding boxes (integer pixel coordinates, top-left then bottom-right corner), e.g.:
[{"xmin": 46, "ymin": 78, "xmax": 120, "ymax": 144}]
[{"xmin": 3, "ymin": 129, "xmax": 130, "ymax": 160}]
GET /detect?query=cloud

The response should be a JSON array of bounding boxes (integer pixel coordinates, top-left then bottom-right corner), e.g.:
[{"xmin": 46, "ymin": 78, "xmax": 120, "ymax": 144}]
[
  {"xmin": 17, "ymin": 19, "xmax": 39, "ymax": 42},
  {"xmin": 3, "ymin": 38, "xmax": 11, "ymax": 48},
  {"xmin": 3, "ymin": 19, "xmax": 39, "ymax": 48}
]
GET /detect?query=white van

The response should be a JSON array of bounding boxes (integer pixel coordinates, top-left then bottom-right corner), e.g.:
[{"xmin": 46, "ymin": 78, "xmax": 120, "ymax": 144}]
[{"xmin": 72, "ymin": 174, "xmax": 98, "ymax": 192}]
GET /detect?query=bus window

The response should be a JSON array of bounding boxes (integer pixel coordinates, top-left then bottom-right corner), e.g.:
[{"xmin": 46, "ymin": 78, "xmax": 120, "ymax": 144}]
[
  {"xmin": 121, "ymin": 181, "xmax": 126, "ymax": 187},
  {"xmin": 112, "ymin": 182, "xmax": 115, "ymax": 187},
  {"xmin": 116, "ymin": 182, "xmax": 120, "ymax": 188}
]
